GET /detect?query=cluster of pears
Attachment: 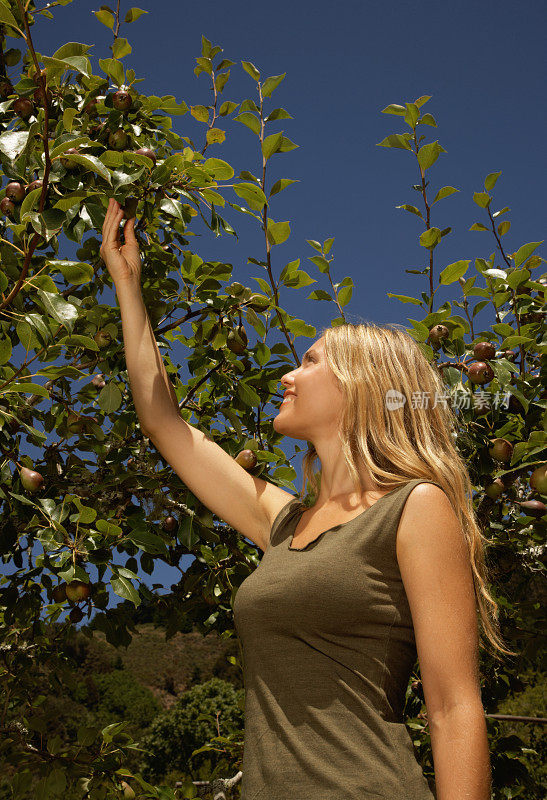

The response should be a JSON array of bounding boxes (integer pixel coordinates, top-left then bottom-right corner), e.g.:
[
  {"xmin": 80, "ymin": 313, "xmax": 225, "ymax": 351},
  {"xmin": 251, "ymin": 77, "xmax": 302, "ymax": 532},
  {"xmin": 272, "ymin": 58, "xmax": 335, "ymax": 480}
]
[
  {"xmin": 51, "ymin": 579, "xmax": 92, "ymax": 624},
  {"xmin": 0, "ymin": 178, "xmax": 43, "ymax": 217},
  {"xmin": 1, "ymin": 72, "xmax": 158, "ymax": 221}
]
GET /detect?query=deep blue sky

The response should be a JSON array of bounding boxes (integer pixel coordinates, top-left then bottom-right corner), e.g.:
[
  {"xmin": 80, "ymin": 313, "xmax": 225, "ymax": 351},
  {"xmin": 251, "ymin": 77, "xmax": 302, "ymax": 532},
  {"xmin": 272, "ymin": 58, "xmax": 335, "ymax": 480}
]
[{"xmin": 4, "ymin": 1, "xmax": 545, "ymax": 608}]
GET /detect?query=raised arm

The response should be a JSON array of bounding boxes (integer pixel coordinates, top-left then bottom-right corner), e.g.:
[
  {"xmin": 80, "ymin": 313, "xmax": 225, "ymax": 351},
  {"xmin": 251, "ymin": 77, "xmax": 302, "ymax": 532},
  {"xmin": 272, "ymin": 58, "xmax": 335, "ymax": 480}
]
[{"xmin": 100, "ymin": 199, "xmax": 293, "ymax": 551}]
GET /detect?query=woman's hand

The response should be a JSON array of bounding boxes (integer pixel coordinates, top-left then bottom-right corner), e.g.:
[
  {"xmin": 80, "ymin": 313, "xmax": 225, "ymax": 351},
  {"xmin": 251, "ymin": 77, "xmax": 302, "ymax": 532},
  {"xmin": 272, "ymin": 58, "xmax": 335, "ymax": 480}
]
[{"xmin": 100, "ymin": 198, "xmax": 141, "ymax": 286}]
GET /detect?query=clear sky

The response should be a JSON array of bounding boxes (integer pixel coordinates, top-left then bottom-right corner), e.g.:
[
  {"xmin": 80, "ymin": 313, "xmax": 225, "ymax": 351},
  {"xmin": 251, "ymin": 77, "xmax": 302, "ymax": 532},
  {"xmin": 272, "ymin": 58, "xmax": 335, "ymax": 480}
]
[{"xmin": 4, "ymin": 0, "xmax": 545, "ymax": 606}]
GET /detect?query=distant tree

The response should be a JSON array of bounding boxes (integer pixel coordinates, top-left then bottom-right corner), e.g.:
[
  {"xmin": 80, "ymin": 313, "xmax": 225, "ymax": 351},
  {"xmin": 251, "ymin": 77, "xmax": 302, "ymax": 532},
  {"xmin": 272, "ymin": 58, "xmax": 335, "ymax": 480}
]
[{"xmin": 140, "ymin": 678, "xmax": 245, "ymax": 782}]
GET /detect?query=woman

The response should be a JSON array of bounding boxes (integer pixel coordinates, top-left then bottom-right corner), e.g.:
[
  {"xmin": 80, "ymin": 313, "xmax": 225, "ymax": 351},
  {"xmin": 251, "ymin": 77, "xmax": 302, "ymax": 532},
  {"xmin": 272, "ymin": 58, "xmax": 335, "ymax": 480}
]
[{"xmin": 101, "ymin": 199, "xmax": 512, "ymax": 799}]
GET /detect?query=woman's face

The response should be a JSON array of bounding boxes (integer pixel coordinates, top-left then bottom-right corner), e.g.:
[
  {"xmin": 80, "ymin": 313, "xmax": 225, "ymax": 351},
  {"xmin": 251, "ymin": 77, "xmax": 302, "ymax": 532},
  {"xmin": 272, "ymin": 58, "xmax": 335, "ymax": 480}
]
[{"xmin": 273, "ymin": 338, "xmax": 345, "ymax": 442}]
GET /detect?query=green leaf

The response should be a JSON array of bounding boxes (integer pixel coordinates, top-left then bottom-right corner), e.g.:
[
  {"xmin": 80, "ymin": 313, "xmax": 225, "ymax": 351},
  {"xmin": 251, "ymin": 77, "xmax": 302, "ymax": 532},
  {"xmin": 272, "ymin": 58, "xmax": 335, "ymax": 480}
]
[
  {"xmin": 50, "ymin": 137, "xmax": 92, "ymax": 159},
  {"xmin": 57, "ymin": 333, "xmax": 98, "ymax": 350},
  {"xmin": 19, "ymin": 187, "xmax": 42, "ymax": 221},
  {"xmin": 338, "ymin": 282, "xmax": 353, "ymax": 306},
  {"xmin": 202, "ymin": 158, "xmax": 234, "ymax": 180},
  {"xmin": 278, "ymin": 135, "xmax": 298, "ymax": 152},
  {"xmin": 110, "ymin": 575, "xmax": 140, "ymax": 606},
  {"xmin": 215, "ymin": 71, "xmax": 230, "ymax": 93},
  {"xmin": 307, "ymin": 239, "xmax": 323, "ymax": 252},
  {"xmin": 42, "ymin": 53, "xmax": 92, "ymax": 78},
  {"xmin": 97, "ymin": 382, "xmax": 122, "ymax": 414},
  {"xmin": 262, "ymin": 73, "xmax": 286, "ymax": 98},
  {"xmin": 513, "ymin": 241, "xmax": 543, "ymax": 268},
  {"xmin": 191, "ymin": 104, "xmax": 210, "ymax": 122},
  {"xmin": 484, "ymin": 171, "xmax": 502, "ymax": 191},
  {"xmin": 126, "ymin": 528, "xmax": 166, "ymax": 555},
  {"xmin": 241, "ymin": 61, "xmax": 261, "ymax": 81},
  {"xmin": 124, "ymin": 7, "xmax": 148, "ymax": 23},
  {"xmin": 98, "ymin": 57, "xmax": 124, "ymax": 87},
  {"xmin": 53, "ymin": 191, "xmax": 96, "ymax": 212},
  {"xmin": 498, "ymin": 220, "xmax": 511, "ymax": 236},
  {"xmin": 419, "ymin": 113, "xmax": 437, "ymax": 127},
  {"xmin": 156, "ymin": 95, "xmax": 188, "ymax": 115},
  {"xmin": 0, "ymin": 382, "xmax": 49, "ymax": 399},
  {"xmin": 218, "ymin": 100, "xmax": 239, "ymax": 116},
  {"xmin": 267, "ymin": 219, "xmax": 290, "ymax": 246},
  {"xmin": 269, "ymin": 178, "xmax": 298, "ymax": 197},
  {"xmin": 36, "ymin": 290, "xmax": 79, "ymax": 331},
  {"xmin": 307, "ymin": 289, "xmax": 333, "ymax": 300},
  {"xmin": 0, "ymin": 130, "xmax": 30, "ymax": 160},
  {"xmin": 206, "ymin": 128, "xmax": 225, "ymax": 145},
  {"xmin": 376, "ymin": 133, "xmax": 412, "ymax": 150},
  {"xmin": 233, "ymin": 182, "xmax": 267, "ymax": 211},
  {"xmin": 93, "ymin": 9, "xmax": 115, "ymax": 29},
  {"xmin": 63, "ymin": 153, "xmax": 112, "ymax": 184},
  {"xmin": 239, "ymin": 98, "xmax": 260, "ymax": 114},
  {"xmin": 440, "ymin": 260, "xmax": 470, "ymax": 285},
  {"xmin": 308, "ymin": 255, "xmax": 330, "ymax": 273},
  {"xmin": 234, "ymin": 112, "xmax": 261, "ymax": 135},
  {"xmin": 432, "ymin": 186, "xmax": 459, "ymax": 204},
  {"xmin": 62, "ymin": 107, "xmax": 78, "ymax": 132},
  {"xmin": 419, "ymin": 227, "xmax": 441, "ymax": 249},
  {"xmin": 386, "ymin": 294, "xmax": 423, "ymax": 305},
  {"xmin": 381, "ymin": 104, "xmax": 406, "ymax": 115},
  {"xmin": 469, "ymin": 222, "xmax": 489, "ymax": 231},
  {"xmin": 404, "ymin": 103, "xmax": 419, "ymax": 128},
  {"xmin": 49, "ymin": 260, "xmax": 95, "ymax": 284},
  {"xmin": 237, "ymin": 379, "xmax": 261, "ymax": 407},
  {"xmin": 195, "ymin": 56, "xmax": 213, "ymax": 75},
  {"xmin": 0, "ymin": 2, "xmax": 19, "ymax": 31},
  {"xmin": 417, "ymin": 141, "xmax": 446, "ymax": 170},
  {"xmin": 0, "ymin": 335, "xmax": 12, "ymax": 365},
  {"xmin": 395, "ymin": 204, "xmax": 423, "ymax": 219},
  {"xmin": 265, "ymin": 107, "xmax": 293, "ymax": 122},
  {"xmin": 112, "ymin": 37, "xmax": 132, "ymax": 59},
  {"xmin": 323, "ymin": 237, "xmax": 335, "ymax": 254},
  {"xmin": 262, "ymin": 131, "xmax": 283, "ymax": 160},
  {"xmin": 473, "ymin": 192, "xmax": 491, "ymax": 208}
]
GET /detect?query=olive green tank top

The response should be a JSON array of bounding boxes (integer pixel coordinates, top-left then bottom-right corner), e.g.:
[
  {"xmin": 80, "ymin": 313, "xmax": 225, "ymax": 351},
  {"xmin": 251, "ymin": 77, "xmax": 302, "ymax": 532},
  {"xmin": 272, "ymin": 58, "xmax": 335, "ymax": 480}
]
[{"xmin": 233, "ymin": 478, "xmax": 443, "ymax": 800}]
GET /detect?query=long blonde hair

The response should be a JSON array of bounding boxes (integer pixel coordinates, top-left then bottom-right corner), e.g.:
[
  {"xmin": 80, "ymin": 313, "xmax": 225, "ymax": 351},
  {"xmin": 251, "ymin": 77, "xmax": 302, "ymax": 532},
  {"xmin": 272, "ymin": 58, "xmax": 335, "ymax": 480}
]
[{"xmin": 300, "ymin": 321, "xmax": 516, "ymax": 660}]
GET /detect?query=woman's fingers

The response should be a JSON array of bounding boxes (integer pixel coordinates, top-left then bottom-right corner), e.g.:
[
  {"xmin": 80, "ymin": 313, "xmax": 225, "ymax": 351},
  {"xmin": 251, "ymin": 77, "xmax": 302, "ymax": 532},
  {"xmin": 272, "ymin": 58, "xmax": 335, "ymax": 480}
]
[
  {"xmin": 122, "ymin": 215, "xmax": 137, "ymax": 244},
  {"xmin": 103, "ymin": 202, "xmax": 124, "ymax": 247},
  {"xmin": 102, "ymin": 199, "xmax": 117, "ymax": 242},
  {"xmin": 102, "ymin": 199, "xmax": 122, "ymax": 245}
]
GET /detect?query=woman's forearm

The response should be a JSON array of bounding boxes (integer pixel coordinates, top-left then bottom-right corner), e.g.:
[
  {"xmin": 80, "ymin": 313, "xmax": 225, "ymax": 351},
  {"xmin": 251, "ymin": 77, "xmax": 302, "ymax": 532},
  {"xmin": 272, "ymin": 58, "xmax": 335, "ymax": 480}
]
[
  {"xmin": 429, "ymin": 703, "xmax": 492, "ymax": 800},
  {"xmin": 115, "ymin": 277, "xmax": 180, "ymax": 434}
]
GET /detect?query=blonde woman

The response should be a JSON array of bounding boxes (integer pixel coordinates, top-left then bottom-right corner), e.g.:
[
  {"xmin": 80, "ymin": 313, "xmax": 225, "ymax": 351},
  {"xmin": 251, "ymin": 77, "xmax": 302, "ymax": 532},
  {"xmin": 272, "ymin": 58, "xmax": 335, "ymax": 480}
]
[{"xmin": 101, "ymin": 199, "xmax": 512, "ymax": 799}]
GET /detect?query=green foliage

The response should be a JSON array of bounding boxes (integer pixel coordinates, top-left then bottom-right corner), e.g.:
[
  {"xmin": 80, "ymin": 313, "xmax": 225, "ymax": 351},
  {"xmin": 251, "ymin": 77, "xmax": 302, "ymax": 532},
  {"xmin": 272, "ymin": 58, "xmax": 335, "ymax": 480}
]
[
  {"xmin": 140, "ymin": 677, "xmax": 245, "ymax": 782},
  {"xmin": 82, "ymin": 669, "xmax": 161, "ymax": 730}
]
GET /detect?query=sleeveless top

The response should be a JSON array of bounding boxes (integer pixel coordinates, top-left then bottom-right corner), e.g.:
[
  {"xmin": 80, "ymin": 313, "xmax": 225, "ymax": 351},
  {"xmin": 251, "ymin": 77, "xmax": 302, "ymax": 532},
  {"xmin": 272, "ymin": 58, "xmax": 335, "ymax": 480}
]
[{"xmin": 233, "ymin": 478, "xmax": 444, "ymax": 800}]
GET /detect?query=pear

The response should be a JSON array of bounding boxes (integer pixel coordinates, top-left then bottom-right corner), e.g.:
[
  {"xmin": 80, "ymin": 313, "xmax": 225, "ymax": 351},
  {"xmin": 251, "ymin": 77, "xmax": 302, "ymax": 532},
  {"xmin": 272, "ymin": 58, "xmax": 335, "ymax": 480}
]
[
  {"xmin": 488, "ymin": 438, "xmax": 513, "ymax": 463},
  {"xmin": 473, "ymin": 341, "xmax": 496, "ymax": 360},
  {"xmin": 5, "ymin": 182, "xmax": 25, "ymax": 203},
  {"xmin": 112, "ymin": 90, "xmax": 132, "ymax": 112},
  {"xmin": 529, "ymin": 464, "xmax": 547, "ymax": 494},
  {"xmin": 65, "ymin": 580, "xmax": 91, "ymax": 603},
  {"xmin": 467, "ymin": 361, "xmax": 494, "ymax": 385},
  {"xmin": 235, "ymin": 449, "xmax": 257, "ymax": 469},
  {"xmin": 20, "ymin": 466, "xmax": 44, "ymax": 492},
  {"xmin": 13, "ymin": 96, "xmax": 34, "ymax": 120}
]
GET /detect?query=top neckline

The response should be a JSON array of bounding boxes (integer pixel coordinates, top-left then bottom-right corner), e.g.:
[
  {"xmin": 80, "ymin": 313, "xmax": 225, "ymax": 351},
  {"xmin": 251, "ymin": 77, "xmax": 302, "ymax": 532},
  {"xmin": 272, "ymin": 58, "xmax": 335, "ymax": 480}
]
[{"xmin": 287, "ymin": 480, "xmax": 420, "ymax": 551}]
